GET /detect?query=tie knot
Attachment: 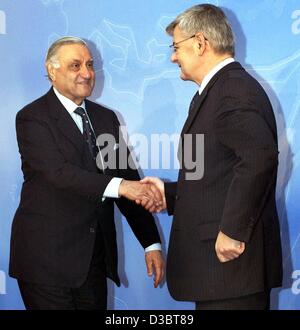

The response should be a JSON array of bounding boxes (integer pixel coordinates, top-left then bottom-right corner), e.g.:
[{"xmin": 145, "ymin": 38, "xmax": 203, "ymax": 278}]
[{"xmin": 74, "ymin": 107, "xmax": 86, "ymax": 117}]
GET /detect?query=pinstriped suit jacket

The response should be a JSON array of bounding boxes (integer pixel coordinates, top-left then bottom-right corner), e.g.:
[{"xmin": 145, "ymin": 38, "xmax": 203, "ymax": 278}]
[{"xmin": 165, "ymin": 62, "xmax": 282, "ymax": 302}]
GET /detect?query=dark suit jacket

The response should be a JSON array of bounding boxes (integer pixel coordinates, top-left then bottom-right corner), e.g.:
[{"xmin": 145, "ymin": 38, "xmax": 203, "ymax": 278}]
[
  {"xmin": 9, "ymin": 88, "xmax": 161, "ymax": 288},
  {"xmin": 165, "ymin": 62, "xmax": 282, "ymax": 302}
]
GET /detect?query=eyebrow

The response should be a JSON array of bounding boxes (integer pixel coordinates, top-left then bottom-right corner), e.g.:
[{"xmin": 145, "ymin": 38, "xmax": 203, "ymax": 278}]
[{"xmin": 70, "ymin": 58, "xmax": 94, "ymax": 62}]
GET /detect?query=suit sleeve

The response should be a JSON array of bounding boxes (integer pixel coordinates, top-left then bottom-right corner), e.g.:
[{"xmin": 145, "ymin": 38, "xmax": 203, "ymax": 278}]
[
  {"xmin": 110, "ymin": 114, "xmax": 161, "ymax": 248},
  {"xmin": 164, "ymin": 182, "xmax": 178, "ymax": 216},
  {"xmin": 16, "ymin": 110, "xmax": 114, "ymax": 199},
  {"xmin": 214, "ymin": 105, "xmax": 278, "ymax": 243}
]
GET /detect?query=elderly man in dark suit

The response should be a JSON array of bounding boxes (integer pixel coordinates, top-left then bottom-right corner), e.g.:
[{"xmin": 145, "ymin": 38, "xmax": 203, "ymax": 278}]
[
  {"xmin": 9, "ymin": 36, "xmax": 164, "ymax": 310},
  {"xmin": 141, "ymin": 4, "xmax": 282, "ymax": 310}
]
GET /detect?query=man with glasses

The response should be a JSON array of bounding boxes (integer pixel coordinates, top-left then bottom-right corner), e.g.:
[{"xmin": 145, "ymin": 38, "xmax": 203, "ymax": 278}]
[{"xmin": 141, "ymin": 4, "xmax": 282, "ymax": 309}]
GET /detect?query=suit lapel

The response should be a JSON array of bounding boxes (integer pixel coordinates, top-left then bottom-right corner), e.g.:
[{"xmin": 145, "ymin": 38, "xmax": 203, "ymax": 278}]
[
  {"xmin": 181, "ymin": 88, "xmax": 209, "ymax": 136},
  {"xmin": 181, "ymin": 62, "xmax": 243, "ymax": 136},
  {"xmin": 45, "ymin": 88, "xmax": 85, "ymax": 154}
]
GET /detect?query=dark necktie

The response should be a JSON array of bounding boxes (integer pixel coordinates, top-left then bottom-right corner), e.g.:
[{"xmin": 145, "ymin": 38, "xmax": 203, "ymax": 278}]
[
  {"xmin": 188, "ymin": 91, "xmax": 201, "ymax": 115},
  {"xmin": 74, "ymin": 107, "xmax": 98, "ymax": 159}
]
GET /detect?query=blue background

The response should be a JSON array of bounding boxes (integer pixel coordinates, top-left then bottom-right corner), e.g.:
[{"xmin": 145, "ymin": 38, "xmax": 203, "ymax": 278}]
[{"xmin": 0, "ymin": 0, "xmax": 300, "ymax": 309}]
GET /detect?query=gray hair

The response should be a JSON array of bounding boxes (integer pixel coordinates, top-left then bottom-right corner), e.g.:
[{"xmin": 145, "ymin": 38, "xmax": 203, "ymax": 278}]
[
  {"xmin": 45, "ymin": 36, "xmax": 88, "ymax": 68},
  {"xmin": 166, "ymin": 4, "xmax": 235, "ymax": 56}
]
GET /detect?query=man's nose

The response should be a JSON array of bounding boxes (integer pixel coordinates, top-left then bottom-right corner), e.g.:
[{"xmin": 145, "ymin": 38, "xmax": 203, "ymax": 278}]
[
  {"xmin": 171, "ymin": 52, "xmax": 177, "ymax": 63},
  {"xmin": 80, "ymin": 65, "xmax": 93, "ymax": 79}
]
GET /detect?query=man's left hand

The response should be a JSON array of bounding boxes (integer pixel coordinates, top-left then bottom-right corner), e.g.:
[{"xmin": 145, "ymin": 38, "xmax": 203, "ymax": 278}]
[
  {"xmin": 215, "ymin": 231, "xmax": 245, "ymax": 262},
  {"xmin": 145, "ymin": 250, "xmax": 165, "ymax": 288}
]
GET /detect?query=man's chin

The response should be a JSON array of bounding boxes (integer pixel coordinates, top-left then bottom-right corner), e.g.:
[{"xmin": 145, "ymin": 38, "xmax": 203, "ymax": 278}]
[
  {"xmin": 180, "ymin": 71, "xmax": 195, "ymax": 83},
  {"xmin": 180, "ymin": 73, "xmax": 189, "ymax": 81},
  {"xmin": 77, "ymin": 87, "xmax": 93, "ymax": 98}
]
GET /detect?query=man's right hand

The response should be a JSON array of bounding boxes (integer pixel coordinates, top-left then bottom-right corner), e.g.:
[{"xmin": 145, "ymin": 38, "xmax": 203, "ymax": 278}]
[
  {"xmin": 139, "ymin": 177, "xmax": 167, "ymax": 213},
  {"xmin": 118, "ymin": 179, "xmax": 163, "ymax": 212}
]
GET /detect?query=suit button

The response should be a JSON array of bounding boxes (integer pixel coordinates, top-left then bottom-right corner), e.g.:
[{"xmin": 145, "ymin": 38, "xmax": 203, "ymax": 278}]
[
  {"xmin": 175, "ymin": 195, "xmax": 180, "ymax": 200},
  {"xmin": 90, "ymin": 227, "xmax": 95, "ymax": 233}
]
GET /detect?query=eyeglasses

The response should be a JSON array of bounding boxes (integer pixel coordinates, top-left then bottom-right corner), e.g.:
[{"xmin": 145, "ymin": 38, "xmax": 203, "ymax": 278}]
[
  {"xmin": 169, "ymin": 35, "xmax": 196, "ymax": 51},
  {"xmin": 169, "ymin": 34, "xmax": 208, "ymax": 52}
]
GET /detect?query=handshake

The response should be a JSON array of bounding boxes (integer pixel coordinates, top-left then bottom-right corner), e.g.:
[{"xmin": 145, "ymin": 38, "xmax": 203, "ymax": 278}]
[{"xmin": 118, "ymin": 177, "xmax": 166, "ymax": 213}]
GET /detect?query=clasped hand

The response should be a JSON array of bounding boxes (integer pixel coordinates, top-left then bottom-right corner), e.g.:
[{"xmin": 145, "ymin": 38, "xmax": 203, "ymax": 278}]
[{"xmin": 118, "ymin": 177, "xmax": 166, "ymax": 213}]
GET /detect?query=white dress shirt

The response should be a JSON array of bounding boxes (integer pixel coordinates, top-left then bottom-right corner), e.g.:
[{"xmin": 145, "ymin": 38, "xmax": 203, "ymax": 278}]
[
  {"xmin": 53, "ymin": 88, "xmax": 161, "ymax": 252},
  {"xmin": 198, "ymin": 57, "xmax": 235, "ymax": 95}
]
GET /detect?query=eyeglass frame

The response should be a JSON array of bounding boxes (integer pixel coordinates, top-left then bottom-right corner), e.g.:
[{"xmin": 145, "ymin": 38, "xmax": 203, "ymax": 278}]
[{"xmin": 169, "ymin": 34, "xmax": 208, "ymax": 51}]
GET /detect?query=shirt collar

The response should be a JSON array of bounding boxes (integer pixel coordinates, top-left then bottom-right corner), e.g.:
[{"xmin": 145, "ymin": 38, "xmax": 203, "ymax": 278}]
[
  {"xmin": 198, "ymin": 57, "xmax": 235, "ymax": 95},
  {"xmin": 53, "ymin": 87, "xmax": 86, "ymax": 114}
]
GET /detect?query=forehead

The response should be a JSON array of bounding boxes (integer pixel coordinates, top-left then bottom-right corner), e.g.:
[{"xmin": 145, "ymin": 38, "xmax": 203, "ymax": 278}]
[
  {"xmin": 173, "ymin": 25, "xmax": 185, "ymax": 41},
  {"xmin": 56, "ymin": 44, "xmax": 92, "ymax": 62}
]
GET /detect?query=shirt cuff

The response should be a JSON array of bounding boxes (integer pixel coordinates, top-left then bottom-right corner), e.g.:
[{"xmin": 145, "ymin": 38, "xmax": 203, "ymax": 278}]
[
  {"xmin": 102, "ymin": 177, "xmax": 123, "ymax": 201},
  {"xmin": 145, "ymin": 243, "xmax": 162, "ymax": 253}
]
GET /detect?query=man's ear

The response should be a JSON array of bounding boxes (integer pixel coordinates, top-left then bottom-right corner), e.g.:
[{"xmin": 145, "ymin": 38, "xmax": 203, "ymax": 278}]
[
  {"xmin": 194, "ymin": 33, "xmax": 205, "ymax": 55},
  {"xmin": 46, "ymin": 63, "xmax": 56, "ymax": 81}
]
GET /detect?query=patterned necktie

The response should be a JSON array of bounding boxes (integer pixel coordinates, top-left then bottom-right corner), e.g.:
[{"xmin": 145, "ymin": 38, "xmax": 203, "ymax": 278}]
[{"xmin": 74, "ymin": 107, "xmax": 98, "ymax": 159}]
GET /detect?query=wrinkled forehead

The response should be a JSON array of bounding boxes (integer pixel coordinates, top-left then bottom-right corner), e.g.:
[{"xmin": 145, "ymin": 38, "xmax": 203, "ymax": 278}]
[{"xmin": 56, "ymin": 44, "xmax": 93, "ymax": 62}]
